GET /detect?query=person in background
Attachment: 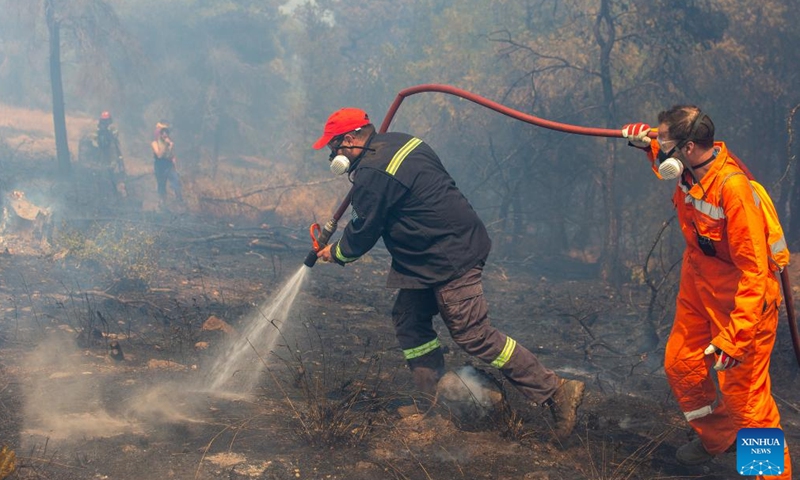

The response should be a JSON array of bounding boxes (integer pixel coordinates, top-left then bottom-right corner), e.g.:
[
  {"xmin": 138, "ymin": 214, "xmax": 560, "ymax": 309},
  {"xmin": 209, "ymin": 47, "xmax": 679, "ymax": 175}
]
[
  {"xmin": 312, "ymin": 107, "xmax": 585, "ymax": 441},
  {"xmin": 150, "ymin": 121, "xmax": 183, "ymax": 210},
  {"xmin": 95, "ymin": 111, "xmax": 127, "ymax": 198},
  {"xmin": 622, "ymin": 106, "xmax": 792, "ymax": 478}
]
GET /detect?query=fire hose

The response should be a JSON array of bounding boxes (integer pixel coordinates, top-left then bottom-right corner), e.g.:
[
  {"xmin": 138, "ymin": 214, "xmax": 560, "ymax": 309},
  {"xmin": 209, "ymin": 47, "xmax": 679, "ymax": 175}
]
[{"xmin": 303, "ymin": 83, "xmax": 800, "ymax": 367}]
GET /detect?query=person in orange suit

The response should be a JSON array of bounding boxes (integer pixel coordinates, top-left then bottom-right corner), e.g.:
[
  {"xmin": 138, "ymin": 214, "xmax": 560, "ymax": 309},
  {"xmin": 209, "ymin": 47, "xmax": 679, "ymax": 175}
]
[{"xmin": 622, "ymin": 105, "xmax": 792, "ymax": 478}]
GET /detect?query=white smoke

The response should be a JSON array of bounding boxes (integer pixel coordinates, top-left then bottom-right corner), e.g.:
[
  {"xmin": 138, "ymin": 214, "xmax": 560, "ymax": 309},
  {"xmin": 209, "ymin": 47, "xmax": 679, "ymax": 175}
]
[{"xmin": 437, "ymin": 365, "xmax": 502, "ymax": 410}]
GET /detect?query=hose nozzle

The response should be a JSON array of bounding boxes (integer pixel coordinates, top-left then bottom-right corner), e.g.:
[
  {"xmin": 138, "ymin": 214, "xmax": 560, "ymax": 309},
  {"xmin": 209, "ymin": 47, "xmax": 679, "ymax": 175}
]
[
  {"xmin": 303, "ymin": 250, "xmax": 319, "ymax": 268},
  {"xmin": 303, "ymin": 218, "xmax": 338, "ymax": 268}
]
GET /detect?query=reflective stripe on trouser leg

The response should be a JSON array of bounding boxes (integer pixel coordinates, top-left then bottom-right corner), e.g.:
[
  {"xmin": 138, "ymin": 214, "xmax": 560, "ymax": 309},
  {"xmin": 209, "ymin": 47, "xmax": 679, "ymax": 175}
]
[
  {"xmin": 403, "ymin": 338, "xmax": 441, "ymax": 360},
  {"xmin": 683, "ymin": 401, "xmax": 716, "ymax": 422},
  {"xmin": 665, "ymin": 266, "xmax": 736, "ymax": 455},
  {"xmin": 435, "ymin": 265, "xmax": 558, "ymax": 404},
  {"xmin": 392, "ymin": 288, "xmax": 445, "ymax": 376},
  {"xmin": 490, "ymin": 336, "xmax": 516, "ymax": 368}
]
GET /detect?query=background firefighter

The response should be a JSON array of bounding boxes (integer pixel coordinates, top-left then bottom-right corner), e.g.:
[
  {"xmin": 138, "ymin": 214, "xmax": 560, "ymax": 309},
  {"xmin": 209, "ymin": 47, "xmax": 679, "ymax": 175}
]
[
  {"xmin": 312, "ymin": 107, "xmax": 585, "ymax": 441},
  {"xmin": 95, "ymin": 111, "xmax": 127, "ymax": 198},
  {"xmin": 151, "ymin": 121, "xmax": 184, "ymax": 210},
  {"xmin": 622, "ymin": 106, "xmax": 792, "ymax": 478}
]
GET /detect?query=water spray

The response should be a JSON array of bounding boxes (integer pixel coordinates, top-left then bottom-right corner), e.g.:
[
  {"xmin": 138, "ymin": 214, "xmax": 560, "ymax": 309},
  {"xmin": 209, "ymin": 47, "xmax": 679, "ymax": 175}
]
[{"xmin": 305, "ymin": 83, "xmax": 800, "ymax": 367}]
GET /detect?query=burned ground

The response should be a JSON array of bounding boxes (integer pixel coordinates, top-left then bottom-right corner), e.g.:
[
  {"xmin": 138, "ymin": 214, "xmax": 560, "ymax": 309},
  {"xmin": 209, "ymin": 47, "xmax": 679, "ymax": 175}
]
[{"xmin": 0, "ymin": 156, "xmax": 798, "ymax": 480}]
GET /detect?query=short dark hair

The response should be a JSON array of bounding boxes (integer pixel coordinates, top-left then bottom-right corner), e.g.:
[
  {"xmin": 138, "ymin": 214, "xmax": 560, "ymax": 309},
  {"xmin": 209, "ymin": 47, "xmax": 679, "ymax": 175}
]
[{"xmin": 657, "ymin": 105, "xmax": 715, "ymax": 148}]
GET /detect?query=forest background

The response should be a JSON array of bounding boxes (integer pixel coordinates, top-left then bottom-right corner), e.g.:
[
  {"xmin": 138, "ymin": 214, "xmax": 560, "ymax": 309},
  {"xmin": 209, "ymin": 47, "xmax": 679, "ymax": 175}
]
[
  {"xmin": 1, "ymin": 2, "xmax": 800, "ymax": 478},
  {"xmin": 1, "ymin": 0, "xmax": 799, "ymax": 285}
]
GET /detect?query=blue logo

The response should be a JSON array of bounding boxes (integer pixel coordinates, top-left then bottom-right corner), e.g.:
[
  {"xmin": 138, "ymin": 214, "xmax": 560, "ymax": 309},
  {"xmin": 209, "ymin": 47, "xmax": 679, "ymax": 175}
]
[{"xmin": 737, "ymin": 428, "xmax": 784, "ymax": 476}]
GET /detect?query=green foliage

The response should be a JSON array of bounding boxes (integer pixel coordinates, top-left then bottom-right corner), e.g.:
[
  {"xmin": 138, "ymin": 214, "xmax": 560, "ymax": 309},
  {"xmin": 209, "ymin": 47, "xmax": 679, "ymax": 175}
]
[{"xmin": 54, "ymin": 221, "xmax": 160, "ymax": 285}]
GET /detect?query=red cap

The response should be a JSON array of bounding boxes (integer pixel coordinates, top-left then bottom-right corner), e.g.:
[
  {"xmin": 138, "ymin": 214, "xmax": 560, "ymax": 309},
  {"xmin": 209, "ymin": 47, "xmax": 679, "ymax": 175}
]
[
  {"xmin": 312, "ymin": 108, "xmax": 370, "ymax": 150},
  {"xmin": 100, "ymin": 111, "xmax": 111, "ymax": 120}
]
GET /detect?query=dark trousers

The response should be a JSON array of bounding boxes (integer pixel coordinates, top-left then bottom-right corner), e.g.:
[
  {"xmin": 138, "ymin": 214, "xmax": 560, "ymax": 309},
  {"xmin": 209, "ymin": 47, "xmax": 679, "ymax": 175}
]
[
  {"xmin": 154, "ymin": 158, "xmax": 182, "ymax": 202},
  {"xmin": 391, "ymin": 264, "xmax": 558, "ymax": 402}
]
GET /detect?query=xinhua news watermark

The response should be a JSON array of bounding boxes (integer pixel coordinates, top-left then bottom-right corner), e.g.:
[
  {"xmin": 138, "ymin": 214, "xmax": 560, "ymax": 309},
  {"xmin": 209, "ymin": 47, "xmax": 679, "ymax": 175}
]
[{"xmin": 736, "ymin": 428, "xmax": 784, "ymax": 476}]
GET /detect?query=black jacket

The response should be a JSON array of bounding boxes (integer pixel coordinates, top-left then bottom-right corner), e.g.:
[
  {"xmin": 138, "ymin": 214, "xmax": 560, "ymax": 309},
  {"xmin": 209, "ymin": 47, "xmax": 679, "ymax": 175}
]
[{"xmin": 332, "ymin": 132, "xmax": 491, "ymax": 288}]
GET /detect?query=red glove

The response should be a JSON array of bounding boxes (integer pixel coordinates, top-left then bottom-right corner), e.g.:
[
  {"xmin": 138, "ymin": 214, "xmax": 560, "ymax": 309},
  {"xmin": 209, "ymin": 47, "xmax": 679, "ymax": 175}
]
[
  {"xmin": 622, "ymin": 123, "xmax": 652, "ymax": 148},
  {"xmin": 704, "ymin": 344, "xmax": 740, "ymax": 371}
]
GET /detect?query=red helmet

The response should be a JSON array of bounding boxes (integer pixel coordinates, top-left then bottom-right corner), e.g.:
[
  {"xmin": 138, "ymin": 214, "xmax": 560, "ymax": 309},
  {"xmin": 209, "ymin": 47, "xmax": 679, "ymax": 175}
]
[{"xmin": 100, "ymin": 111, "xmax": 111, "ymax": 120}]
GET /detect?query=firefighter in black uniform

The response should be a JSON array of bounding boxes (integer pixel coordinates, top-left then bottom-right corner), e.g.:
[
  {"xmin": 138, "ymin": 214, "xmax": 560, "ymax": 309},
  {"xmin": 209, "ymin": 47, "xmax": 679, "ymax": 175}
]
[
  {"xmin": 95, "ymin": 111, "xmax": 127, "ymax": 197},
  {"xmin": 312, "ymin": 108, "xmax": 585, "ymax": 440}
]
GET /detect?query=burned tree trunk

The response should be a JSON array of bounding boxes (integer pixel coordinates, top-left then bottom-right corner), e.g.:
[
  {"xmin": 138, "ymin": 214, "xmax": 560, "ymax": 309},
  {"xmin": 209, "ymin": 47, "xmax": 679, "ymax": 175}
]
[
  {"xmin": 594, "ymin": 0, "xmax": 622, "ymax": 285},
  {"xmin": 45, "ymin": 0, "xmax": 71, "ymax": 174}
]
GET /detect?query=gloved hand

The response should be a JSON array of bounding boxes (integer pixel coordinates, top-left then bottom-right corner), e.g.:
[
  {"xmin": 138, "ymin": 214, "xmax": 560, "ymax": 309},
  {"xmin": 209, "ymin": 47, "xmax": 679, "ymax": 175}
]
[
  {"xmin": 704, "ymin": 344, "xmax": 740, "ymax": 371},
  {"xmin": 621, "ymin": 123, "xmax": 652, "ymax": 148}
]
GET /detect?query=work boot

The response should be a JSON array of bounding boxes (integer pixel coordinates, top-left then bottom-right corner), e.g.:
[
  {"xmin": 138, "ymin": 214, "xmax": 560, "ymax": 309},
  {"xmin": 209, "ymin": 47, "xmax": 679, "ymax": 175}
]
[
  {"xmin": 676, "ymin": 437, "xmax": 714, "ymax": 466},
  {"xmin": 546, "ymin": 378, "xmax": 585, "ymax": 441}
]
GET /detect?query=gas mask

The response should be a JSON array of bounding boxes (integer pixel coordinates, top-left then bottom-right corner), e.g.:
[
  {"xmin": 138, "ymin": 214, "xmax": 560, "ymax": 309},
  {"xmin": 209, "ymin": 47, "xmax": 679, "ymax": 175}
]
[
  {"xmin": 327, "ymin": 143, "xmax": 373, "ymax": 176},
  {"xmin": 329, "ymin": 154, "xmax": 350, "ymax": 175},
  {"xmin": 656, "ymin": 147, "xmax": 684, "ymax": 180},
  {"xmin": 656, "ymin": 111, "xmax": 712, "ymax": 181}
]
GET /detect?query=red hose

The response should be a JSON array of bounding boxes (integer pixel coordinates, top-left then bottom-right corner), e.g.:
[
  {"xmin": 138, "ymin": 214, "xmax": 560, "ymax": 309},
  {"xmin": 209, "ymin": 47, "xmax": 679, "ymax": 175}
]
[
  {"xmin": 379, "ymin": 83, "xmax": 626, "ymax": 137},
  {"xmin": 379, "ymin": 84, "xmax": 799, "ymax": 367}
]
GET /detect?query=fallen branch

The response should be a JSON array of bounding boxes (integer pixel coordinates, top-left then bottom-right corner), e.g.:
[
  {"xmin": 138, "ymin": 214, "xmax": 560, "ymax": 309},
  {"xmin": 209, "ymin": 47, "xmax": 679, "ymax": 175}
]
[
  {"xmin": 71, "ymin": 289, "xmax": 162, "ymax": 311},
  {"xmin": 197, "ymin": 196, "xmax": 264, "ymax": 213},
  {"xmin": 231, "ymin": 178, "xmax": 339, "ymax": 200},
  {"xmin": 184, "ymin": 232, "xmax": 286, "ymax": 246}
]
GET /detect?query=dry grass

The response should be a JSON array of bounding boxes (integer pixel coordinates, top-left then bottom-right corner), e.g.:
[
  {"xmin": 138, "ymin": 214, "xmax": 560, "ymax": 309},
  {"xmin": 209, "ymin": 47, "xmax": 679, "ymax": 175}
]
[
  {"xmin": 579, "ymin": 428, "xmax": 676, "ymax": 480},
  {"xmin": 267, "ymin": 323, "xmax": 399, "ymax": 448},
  {"xmin": 0, "ymin": 102, "xmax": 94, "ymax": 158},
  {"xmin": 191, "ymin": 161, "xmax": 345, "ymax": 224}
]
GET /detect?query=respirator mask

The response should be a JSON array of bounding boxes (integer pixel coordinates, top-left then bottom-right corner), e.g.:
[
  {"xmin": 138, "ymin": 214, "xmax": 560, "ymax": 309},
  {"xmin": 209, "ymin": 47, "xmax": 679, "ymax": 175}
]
[
  {"xmin": 327, "ymin": 134, "xmax": 351, "ymax": 176},
  {"xmin": 656, "ymin": 111, "xmax": 712, "ymax": 181},
  {"xmin": 656, "ymin": 145, "xmax": 684, "ymax": 180},
  {"xmin": 327, "ymin": 139, "xmax": 374, "ymax": 176},
  {"xmin": 326, "ymin": 128, "xmax": 375, "ymax": 176},
  {"xmin": 329, "ymin": 153, "xmax": 350, "ymax": 175}
]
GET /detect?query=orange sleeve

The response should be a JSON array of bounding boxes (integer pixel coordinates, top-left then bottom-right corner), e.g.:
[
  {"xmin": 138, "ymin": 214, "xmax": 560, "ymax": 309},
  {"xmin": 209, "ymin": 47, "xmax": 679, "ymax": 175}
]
[
  {"xmin": 713, "ymin": 175, "xmax": 771, "ymax": 360},
  {"xmin": 644, "ymin": 140, "xmax": 664, "ymax": 178}
]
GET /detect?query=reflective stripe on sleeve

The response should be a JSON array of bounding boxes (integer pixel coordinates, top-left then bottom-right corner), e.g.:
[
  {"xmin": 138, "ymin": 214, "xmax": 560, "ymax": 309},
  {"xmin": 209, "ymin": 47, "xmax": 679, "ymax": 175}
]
[
  {"xmin": 386, "ymin": 137, "xmax": 422, "ymax": 176},
  {"xmin": 403, "ymin": 338, "xmax": 441, "ymax": 360},
  {"xmin": 772, "ymin": 236, "xmax": 788, "ymax": 256},
  {"xmin": 334, "ymin": 242, "xmax": 359, "ymax": 263},
  {"xmin": 490, "ymin": 336, "xmax": 517, "ymax": 368}
]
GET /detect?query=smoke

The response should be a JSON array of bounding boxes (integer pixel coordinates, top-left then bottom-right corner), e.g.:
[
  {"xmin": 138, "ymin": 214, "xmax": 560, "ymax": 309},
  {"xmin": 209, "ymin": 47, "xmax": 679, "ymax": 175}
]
[
  {"xmin": 18, "ymin": 279, "xmax": 307, "ymax": 448},
  {"xmin": 16, "ymin": 256, "xmax": 309, "ymax": 452},
  {"xmin": 123, "ymin": 383, "xmax": 208, "ymax": 425},
  {"xmin": 20, "ymin": 332, "xmax": 211, "ymax": 447},
  {"xmin": 437, "ymin": 365, "xmax": 502, "ymax": 412},
  {"xmin": 21, "ymin": 332, "xmax": 139, "ymax": 441}
]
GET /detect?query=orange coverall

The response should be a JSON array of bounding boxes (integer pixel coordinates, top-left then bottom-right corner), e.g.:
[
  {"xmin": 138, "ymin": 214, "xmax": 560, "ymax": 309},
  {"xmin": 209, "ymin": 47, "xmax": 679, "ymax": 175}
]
[{"xmin": 648, "ymin": 141, "xmax": 791, "ymax": 478}]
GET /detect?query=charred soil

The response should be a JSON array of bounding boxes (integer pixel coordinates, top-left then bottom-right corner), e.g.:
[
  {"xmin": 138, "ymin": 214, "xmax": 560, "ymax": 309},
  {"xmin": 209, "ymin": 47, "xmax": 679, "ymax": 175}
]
[{"xmin": 0, "ymin": 157, "xmax": 798, "ymax": 480}]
